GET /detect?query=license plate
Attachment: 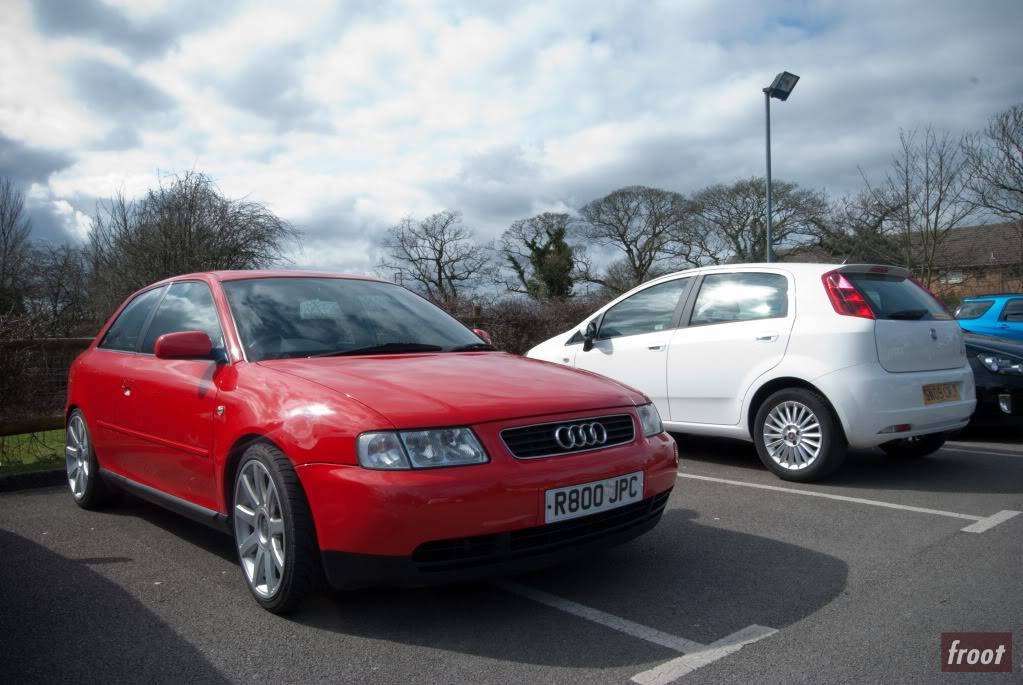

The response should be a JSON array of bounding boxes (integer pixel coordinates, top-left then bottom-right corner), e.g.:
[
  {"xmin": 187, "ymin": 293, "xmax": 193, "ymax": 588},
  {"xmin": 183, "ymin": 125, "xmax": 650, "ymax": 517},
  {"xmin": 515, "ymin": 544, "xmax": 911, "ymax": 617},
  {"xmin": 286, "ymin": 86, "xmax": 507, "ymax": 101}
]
[
  {"xmin": 544, "ymin": 471, "xmax": 644, "ymax": 524},
  {"xmin": 923, "ymin": 382, "xmax": 960, "ymax": 405}
]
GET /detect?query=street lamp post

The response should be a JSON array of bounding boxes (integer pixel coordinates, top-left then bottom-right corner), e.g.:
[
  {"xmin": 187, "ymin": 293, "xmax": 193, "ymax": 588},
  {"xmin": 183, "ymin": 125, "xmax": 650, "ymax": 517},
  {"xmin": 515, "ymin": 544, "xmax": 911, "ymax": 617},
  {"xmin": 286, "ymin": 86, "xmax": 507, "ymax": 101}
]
[{"xmin": 762, "ymin": 71, "xmax": 799, "ymax": 263}]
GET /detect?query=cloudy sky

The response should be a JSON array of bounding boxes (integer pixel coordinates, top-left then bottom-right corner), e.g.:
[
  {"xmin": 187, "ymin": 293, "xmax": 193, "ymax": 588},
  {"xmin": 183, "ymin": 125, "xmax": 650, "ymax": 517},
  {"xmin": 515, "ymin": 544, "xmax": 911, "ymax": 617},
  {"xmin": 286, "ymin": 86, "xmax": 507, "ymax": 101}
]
[{"xmin": 1, "ymin": 0, "xmax": 1021, "ymax": 274}]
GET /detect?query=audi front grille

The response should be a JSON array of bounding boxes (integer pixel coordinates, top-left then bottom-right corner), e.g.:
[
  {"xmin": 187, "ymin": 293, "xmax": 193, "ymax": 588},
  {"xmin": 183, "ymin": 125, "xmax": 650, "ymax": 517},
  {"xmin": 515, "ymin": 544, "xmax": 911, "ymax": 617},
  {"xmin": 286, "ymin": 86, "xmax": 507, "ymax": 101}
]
[{"xmin": 500, "ymin": 414, "xmax": 636, "ymax": 459}]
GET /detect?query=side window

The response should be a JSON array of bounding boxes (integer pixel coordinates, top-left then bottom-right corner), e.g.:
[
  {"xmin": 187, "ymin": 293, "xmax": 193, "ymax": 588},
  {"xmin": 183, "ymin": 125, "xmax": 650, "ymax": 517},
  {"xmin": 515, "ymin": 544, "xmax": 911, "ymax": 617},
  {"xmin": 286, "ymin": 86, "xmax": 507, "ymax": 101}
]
[
  {"xmin": 690, "ymin": 272, "xmax": 788, "ymax": 326},
  {"xmin": 140, "ymin": 281, "xmax": 224, "ymax": 354},
  {"xmin": 597, "ymin": 279, "xmax": 690, "ymax": 340},
  {"xmin": 99, "ymin": 286, "xmax": 166, "ymax": 352},
  {"xmin": 954, "ymin": 300, "xmax": 995, "ymax": 320},
  {"xmin": 1000, "ymin": 299, "xmax": 1023, "ymax": 322}
]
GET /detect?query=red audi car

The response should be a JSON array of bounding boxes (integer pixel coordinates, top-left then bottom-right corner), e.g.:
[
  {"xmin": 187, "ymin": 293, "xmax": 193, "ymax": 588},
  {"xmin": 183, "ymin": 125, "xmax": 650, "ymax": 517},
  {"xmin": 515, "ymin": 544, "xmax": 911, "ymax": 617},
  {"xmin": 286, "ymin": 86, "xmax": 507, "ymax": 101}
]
[{"xmin": 65, "ymin": 271, "xmax": 677, "ymax": 612}]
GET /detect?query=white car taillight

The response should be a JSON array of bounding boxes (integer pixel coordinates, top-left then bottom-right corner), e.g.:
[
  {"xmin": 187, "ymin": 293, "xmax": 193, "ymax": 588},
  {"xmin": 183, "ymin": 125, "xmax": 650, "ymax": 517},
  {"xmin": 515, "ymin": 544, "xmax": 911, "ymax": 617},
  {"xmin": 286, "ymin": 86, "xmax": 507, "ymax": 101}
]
[{"xmin": 822, "ymin": 271, "xmax": 875, "ymax": 319}]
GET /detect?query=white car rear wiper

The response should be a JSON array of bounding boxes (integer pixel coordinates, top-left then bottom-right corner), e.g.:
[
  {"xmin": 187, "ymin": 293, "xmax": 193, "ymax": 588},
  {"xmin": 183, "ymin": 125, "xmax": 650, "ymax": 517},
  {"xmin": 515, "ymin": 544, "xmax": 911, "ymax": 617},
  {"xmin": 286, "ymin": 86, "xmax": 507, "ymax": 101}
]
[{"xmin": 887, "ymin": 309, "xmax": 929, "ymax": 320}]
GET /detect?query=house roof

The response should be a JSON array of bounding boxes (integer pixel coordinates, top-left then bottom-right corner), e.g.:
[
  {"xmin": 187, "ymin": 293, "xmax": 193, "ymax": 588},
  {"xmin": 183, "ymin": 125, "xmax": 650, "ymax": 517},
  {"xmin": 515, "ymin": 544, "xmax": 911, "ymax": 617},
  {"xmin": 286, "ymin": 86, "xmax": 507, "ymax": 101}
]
[
  {"xmin": 933, "ymin": 222, "xmax": 1023, "ymax": 268},
  {"xmin": 777, "ymin": 221, "xmax": 1023, "ymax": 268}
]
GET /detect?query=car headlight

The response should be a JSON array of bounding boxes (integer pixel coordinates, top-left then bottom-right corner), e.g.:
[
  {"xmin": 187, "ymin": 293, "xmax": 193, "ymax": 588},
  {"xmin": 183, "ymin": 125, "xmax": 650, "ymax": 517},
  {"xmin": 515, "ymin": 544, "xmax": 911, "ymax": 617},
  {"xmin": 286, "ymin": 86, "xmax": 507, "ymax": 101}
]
[
  {"xmin": 636, "ymin": 403, "xmax": 663, "ymax": 437},
  {"xmin": 978, "ymin": 354, "xmax": 1023, "ymax": 375},
  {"xmin": 357, "ymin": 428, "xmax": 489, "ymax": 470}
]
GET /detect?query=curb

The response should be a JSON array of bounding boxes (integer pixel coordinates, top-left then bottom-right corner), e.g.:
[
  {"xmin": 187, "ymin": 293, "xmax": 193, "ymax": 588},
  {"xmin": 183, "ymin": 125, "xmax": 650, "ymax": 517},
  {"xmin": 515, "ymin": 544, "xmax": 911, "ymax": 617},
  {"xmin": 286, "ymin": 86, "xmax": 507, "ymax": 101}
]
[{"xmin": 0, "ymin": 468, "xmax": 66, "ymax": 493}]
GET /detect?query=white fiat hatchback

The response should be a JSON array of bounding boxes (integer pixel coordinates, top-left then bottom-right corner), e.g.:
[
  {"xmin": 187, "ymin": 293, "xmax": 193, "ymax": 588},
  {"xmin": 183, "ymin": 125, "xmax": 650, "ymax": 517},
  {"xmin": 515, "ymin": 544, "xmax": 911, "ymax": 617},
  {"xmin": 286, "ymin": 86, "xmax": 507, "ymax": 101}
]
[{"xmin": 527, "ymin": 264, "xmax": 976, "ymax": 481}]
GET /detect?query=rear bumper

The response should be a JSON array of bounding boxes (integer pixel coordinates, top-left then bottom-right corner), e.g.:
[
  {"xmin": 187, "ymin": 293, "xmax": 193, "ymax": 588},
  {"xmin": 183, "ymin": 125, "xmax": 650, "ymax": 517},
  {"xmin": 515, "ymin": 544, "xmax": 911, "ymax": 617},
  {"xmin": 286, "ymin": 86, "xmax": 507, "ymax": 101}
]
[
  {"xmin": 321, "ymin": 490, "xmax": 670, "ymax": 589},
  {"xmin": 814, "ymin": 363, "xmax": 976, "ymax": 448}
]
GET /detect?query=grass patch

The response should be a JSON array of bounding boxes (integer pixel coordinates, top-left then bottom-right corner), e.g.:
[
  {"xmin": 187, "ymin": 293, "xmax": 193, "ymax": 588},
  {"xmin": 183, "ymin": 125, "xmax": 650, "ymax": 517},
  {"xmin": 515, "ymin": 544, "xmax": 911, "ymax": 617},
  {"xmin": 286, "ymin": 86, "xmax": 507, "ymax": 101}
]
[{"xmin": 0, "ymin": 430, "xmax": 65, "ymax": 475}]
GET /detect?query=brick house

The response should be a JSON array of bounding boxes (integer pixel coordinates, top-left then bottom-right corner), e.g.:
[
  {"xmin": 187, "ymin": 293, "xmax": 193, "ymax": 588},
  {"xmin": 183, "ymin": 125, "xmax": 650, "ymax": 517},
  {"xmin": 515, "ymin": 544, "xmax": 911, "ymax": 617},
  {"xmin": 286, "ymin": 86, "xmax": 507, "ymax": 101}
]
[{"xmin": 931, "ymin": 222, "xmax": 1023, "ymax": 299}]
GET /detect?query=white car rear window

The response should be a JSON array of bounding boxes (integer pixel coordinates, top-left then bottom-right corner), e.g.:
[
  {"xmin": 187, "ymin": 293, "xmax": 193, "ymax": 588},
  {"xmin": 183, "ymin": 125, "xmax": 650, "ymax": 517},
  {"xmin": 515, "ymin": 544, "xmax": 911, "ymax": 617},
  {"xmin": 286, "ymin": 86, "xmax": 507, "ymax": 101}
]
[{"xmin": 845, "ymin": 274, "xmax": 951, "ymax": 321}]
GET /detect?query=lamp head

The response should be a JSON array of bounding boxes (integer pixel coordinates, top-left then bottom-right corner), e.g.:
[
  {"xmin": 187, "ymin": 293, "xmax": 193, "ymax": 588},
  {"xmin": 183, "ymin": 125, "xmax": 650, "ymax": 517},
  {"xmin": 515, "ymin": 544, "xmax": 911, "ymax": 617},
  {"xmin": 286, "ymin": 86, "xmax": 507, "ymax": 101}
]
[{"xmin": 765, "ymin": 71, "xmax": 800, "ymax": 101}]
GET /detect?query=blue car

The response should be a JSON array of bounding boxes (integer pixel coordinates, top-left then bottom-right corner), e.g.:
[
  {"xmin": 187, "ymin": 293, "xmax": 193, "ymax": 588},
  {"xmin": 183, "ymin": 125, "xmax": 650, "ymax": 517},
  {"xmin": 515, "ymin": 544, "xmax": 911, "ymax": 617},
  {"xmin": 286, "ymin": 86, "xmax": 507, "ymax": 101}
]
[{"xmin": 954, "ymin": 294, "xmax": 1023, "ymax": 341}]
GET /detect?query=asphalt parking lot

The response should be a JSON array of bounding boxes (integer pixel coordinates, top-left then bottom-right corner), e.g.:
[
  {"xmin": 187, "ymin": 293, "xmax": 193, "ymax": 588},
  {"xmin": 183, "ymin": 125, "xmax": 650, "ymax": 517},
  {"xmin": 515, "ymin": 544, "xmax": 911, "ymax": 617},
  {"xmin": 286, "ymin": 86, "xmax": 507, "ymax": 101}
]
[{"xmin": 2, "ymin": 435, "xmax": 1020, "ymax": 684}]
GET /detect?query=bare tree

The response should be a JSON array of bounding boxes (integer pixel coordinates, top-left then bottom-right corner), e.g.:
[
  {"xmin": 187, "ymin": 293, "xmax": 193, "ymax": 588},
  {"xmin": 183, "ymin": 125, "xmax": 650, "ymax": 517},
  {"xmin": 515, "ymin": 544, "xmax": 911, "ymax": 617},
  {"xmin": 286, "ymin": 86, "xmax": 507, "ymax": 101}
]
[
  {"xmin": 963, "ymin": 103, "xmax": 1023, "ymax": 280},
  {"xmin": 689, "ymin": 177, "xmax": 828, "ymax": 264},
  {"xmin": 0, "ymin": 177, "xmax": 32, "ymax": 314},
  {"xmin": 883, "ymin": 127, "xmax": 975, "ymax": 286},
  {"xmin": 814, "ymin": 185, "xmax": 902, "ymax": 264},
  {"xmin": 576, "ymin": 186, "xmax": 690, "ymax": 293},
  {"xmin": 378, "ymin": 210, "xmax": 491, "ymax": 304},
  {"xmin": 963, "ymin": 103, "xmax": 1023, "ymax": 222},
  {"xmin": 25, "ymin": 244, "xmax": 91, "ymax": 336},
  {"xmin": 86, "ymin": 170, "xmax": 298, "ymax": 315},
  {"xmin": 500, "ymin": 212, "xmax": 577, "ymax": 299}
]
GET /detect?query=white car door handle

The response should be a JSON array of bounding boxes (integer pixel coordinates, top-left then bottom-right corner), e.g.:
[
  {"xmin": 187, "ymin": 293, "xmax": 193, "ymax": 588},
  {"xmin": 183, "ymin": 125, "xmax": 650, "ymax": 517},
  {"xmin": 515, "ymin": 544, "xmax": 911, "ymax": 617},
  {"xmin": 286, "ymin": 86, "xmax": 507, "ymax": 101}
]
[
  {"xmin": 648, "ymin": 345, "xmax": 664, "ymax": 351},
  {"xmin": 755, "ymin": 333, "xmax": 779, "ymax": 342}
]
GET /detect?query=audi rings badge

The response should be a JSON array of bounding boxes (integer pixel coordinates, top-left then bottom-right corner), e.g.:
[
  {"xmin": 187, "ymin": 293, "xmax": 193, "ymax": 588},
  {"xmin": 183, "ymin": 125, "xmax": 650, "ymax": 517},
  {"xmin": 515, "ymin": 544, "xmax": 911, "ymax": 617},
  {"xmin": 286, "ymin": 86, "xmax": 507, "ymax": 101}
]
[{"xmin": 553, "ymin": 422, "xmax": 608, "ymax": 450}]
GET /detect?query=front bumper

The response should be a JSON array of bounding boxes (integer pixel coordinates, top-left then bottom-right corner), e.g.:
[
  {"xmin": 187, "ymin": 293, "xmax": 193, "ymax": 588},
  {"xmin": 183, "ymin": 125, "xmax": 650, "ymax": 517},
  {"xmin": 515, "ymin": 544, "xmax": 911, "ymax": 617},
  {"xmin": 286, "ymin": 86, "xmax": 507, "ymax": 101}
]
[
  {"xmin": 296, "ymin": 426, "xmax": 678, "ymax": 588},
  {"xmin": 321, "ymin": 490, "xmax": 671, "ymax": 589},
  {"xmin": 972, "ymin": 386, "xmax": 1023, "ymax": 427},
  {"xmin": 813, "ymin": 363, "xmax": 976, "ymax": 448}
]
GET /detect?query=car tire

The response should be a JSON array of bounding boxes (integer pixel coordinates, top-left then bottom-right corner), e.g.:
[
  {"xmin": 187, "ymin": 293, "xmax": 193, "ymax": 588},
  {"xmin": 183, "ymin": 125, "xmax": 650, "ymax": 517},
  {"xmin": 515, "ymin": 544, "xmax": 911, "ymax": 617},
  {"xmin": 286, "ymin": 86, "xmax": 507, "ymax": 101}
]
[
  {"xmin": 879, "ymin": 433, "xmax": 947, "ymax": 459},
  {"xmin": 232, "ymin": 442, "xmax": 322, "ymax": 614},
  {"xmin": 65, "ymin": 409, "xmax": 117, "ymax": 509},
  {"xmin": 753, "ymin": 388, "xmax": 847, "ymax": 482}
]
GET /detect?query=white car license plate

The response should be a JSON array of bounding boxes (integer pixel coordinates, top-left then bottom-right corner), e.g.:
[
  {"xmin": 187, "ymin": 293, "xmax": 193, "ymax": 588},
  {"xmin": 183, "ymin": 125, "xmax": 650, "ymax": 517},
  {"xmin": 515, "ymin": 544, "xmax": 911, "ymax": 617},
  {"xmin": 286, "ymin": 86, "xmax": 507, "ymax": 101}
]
[
  {"xmin": 922, "ymin": 382, "xmax": 960, "ymax": 405},
  {"xmin": 544, "ymin": 471, "xmax": 644, "ymax": 524}
]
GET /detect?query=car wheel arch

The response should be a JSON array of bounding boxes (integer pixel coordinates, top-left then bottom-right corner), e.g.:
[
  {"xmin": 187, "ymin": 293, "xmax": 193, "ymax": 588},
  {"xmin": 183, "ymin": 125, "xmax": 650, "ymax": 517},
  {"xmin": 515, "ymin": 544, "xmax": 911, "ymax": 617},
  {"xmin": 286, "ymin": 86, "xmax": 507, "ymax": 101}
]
[
  {"xmin": 222, "ymin": 434, "xmax": 289, "ymax": 514},
  {"xmin": 65, "ymin": 404, "xmax": 99, "ymax": 465},
  {"xmin": 746, "ymin": 377, "xmax": 847, "ymax": 443}
]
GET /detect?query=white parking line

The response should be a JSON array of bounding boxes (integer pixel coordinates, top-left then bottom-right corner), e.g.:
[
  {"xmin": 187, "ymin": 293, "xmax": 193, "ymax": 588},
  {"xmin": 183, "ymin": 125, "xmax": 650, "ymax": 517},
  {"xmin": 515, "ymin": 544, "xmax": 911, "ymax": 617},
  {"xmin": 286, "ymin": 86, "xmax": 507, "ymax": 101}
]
[
  {"xmin": 631, "ymin": 625, "xmax": 777, "ymax": 685},
  {"xmin": 496, "ymin": 581, "xmax": 704, "ymax": 653},
  {"xmin": 960, "ymin": 509, "xmax": 1022, "ymax": 533},
  {"xmin": 942, "ymin": 446, "xmax": 1023, "ymax": 458},
  {"xmin": 496, "ymin": 581, "xmax": 775, "ymax": 682},
  {"xmin": 946, "ymin": 440, "xmax": 1023, "ymax": 453},
  {"xmin": 678, "ymin": 473, "xmax": 1020, "ymax": 533}
]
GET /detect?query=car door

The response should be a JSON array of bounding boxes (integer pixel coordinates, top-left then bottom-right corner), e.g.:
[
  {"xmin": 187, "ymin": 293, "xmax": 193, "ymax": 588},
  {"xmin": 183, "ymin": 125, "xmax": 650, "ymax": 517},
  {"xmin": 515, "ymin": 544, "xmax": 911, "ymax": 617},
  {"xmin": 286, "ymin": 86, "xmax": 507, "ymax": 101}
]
[
  {"xmin": 88, "ymin": 285, "xmax": 167, "ymax": 479},
  {"xmin": 118, "ymin": 280, "xmax": 226, "ymax": 508},
  {"xmin": 666, "ymin": 270, "xmax": 794, "ymax": 425},
  {"xmin": 574, "ymin": 278, "xmax": 692, "ymax": 418}
]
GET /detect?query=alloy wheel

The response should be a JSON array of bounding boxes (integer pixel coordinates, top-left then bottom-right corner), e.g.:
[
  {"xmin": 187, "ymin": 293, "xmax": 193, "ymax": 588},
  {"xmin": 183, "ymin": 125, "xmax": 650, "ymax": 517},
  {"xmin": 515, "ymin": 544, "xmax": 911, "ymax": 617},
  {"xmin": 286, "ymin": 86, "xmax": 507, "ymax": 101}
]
[
  {"xmin": 234, "ymin": 460, "xmax": 287, "ymax": 598},
  {"xmin": 763, "ymin": 400, "xmax": 823, "ymax": 470},
  {"xmin": 65, "ymin": 414, "xmax": 90, "ymax": 499}
]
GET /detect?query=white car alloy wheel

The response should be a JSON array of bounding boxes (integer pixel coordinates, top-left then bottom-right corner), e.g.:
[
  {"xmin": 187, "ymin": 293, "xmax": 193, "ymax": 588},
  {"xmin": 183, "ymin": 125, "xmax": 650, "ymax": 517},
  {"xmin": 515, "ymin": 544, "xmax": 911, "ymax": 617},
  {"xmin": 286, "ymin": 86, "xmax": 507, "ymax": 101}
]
[
  {"xmin": 762, "ymin": 400, "xmax": 823, "ymax": 470},
  {"xmin": 234, "ymin": 460, "xmax": 287, "ymax": 599},
  {"xmin": 65, "ymin": 413, "xmax": 90, "ymax": 499}
]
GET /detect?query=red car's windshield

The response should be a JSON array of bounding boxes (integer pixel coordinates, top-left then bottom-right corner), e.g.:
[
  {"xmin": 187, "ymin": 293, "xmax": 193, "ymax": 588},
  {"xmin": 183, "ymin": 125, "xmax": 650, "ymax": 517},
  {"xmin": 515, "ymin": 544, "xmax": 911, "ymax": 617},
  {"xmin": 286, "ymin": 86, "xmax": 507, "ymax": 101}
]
[{"xmin": 222, "ymin": 277, "xmax": 484, "ymax": 361}]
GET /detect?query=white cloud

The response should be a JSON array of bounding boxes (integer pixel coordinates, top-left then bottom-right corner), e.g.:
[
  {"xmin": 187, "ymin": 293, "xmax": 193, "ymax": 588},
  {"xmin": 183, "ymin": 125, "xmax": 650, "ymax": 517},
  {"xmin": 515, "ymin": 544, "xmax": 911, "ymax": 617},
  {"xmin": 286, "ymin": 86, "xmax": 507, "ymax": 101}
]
[{"xmin": 1, "ymin": 0, "xmax": 1021, "ymax": 265}]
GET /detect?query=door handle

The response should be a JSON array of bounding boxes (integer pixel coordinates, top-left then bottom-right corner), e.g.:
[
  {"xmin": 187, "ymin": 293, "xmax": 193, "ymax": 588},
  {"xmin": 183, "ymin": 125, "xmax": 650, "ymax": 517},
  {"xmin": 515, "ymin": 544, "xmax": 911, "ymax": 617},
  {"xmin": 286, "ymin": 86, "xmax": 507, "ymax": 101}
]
[
  {"xmin": 648, "ymin": 345, "xmax": 664, "ymax": 351},
  {"xmin": 755, "ymin": 333, "xmax": 779, "ymax": 342}
]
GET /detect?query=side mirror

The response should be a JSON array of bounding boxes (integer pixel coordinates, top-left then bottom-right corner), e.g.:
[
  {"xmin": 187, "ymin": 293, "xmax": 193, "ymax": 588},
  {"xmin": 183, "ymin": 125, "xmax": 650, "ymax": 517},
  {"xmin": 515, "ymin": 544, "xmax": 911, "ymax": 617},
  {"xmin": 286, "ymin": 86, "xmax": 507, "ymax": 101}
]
[
  {"xmin": 473, "ymin": 328, "xmax": 493, "ymax": 345},
  {"xmin": 582, "ymin": 321, "xmax": 598, "ymax": 352},
  {"xmin": 154, "ymin": 331, "xmax": 216, "ymax": 361}
]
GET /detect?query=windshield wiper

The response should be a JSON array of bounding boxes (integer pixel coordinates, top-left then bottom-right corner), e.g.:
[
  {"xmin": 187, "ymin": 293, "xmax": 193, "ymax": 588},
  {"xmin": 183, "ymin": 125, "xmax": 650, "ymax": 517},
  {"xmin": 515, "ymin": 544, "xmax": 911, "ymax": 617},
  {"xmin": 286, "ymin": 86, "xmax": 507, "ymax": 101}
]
[
  {"xmin": 311, "ymin": 342, "xmax": 444, "ymax": 357},
  {"xmin": 887, "ymin": 309, "xmax": 929, "ymax": 320},
  {"xmin": 447, "ymin": 342, "xmax": 496, "ymax": 352}
]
